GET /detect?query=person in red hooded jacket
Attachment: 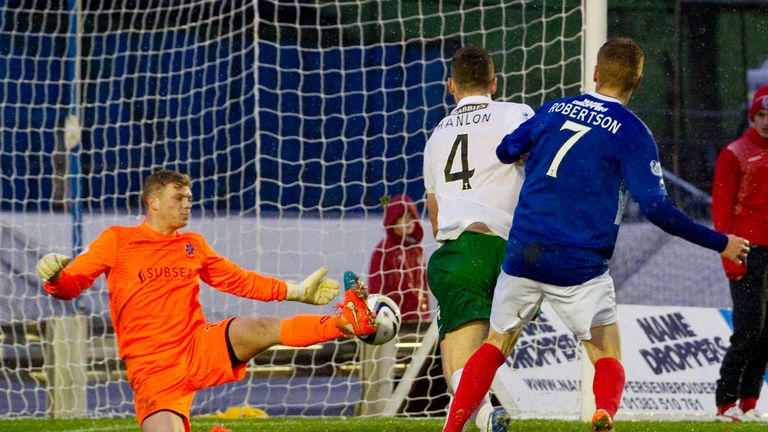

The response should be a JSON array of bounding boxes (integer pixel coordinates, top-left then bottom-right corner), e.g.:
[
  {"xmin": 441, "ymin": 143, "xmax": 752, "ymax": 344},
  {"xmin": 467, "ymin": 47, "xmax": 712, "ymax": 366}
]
[
  {"xmin": 357, "ymin": 193, "xmax": 430, "ymax": 415},
  {"xmin": 368, "ymin": 194, "xmax": 430, "ymax": 322},
  {"xmin": 713, "ymin": 83, "xmax": 768, "ymax": 423}
]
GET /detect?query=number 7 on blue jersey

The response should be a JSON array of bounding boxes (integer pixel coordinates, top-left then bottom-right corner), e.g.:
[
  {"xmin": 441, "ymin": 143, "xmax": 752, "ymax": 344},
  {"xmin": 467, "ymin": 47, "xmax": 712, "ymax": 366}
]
[{"xmin": 546, "ymin": 120, "xmax": 593, "ymax": 178}]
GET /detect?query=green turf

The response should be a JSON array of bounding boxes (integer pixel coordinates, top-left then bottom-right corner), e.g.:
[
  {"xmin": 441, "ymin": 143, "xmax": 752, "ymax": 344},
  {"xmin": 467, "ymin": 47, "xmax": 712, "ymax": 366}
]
[{"xmin": 0, "ymin": 417, "xmax": 766, "ymax": 431}]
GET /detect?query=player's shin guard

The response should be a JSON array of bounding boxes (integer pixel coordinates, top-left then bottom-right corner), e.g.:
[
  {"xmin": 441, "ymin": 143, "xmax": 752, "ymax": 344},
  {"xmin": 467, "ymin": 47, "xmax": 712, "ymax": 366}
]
[
  {"xmin": 279, "ymin": 315, "xmax": 343, "ymax": 346},
  {"xmin": 443, "ymin": 343, "xmax": 506, "ymax": 432},
  {"xmin": 593, "ymin": 357, "xmax": 625, "ymax": 417}
]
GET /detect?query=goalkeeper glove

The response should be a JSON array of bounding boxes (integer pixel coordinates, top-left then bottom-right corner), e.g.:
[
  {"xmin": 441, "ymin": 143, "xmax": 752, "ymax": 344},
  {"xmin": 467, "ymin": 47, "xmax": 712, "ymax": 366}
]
[
  {"xmin": 36, "ymin": 253, "xmax": 71, "ymax": 283},
  {"xmin": 285, "ymin": 266, "xmax": 340, "ymax": 305}
]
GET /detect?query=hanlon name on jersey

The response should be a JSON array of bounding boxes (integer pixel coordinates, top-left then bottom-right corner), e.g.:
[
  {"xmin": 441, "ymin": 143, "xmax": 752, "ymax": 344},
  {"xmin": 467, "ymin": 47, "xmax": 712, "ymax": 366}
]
[
  {"xmin": 435, "ymin": 107, "xmax": 491, "ymax": 131},
  {"xmin": 548, "ymin": 100, "xmax": 622, "ymax": 134}
]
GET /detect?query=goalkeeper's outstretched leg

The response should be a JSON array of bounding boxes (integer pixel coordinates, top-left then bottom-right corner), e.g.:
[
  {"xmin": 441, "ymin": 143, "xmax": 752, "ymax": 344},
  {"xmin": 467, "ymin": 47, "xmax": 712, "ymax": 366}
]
[{"xmin": 228, "ymin": 273, "xmax": 377, "ymax": 355}]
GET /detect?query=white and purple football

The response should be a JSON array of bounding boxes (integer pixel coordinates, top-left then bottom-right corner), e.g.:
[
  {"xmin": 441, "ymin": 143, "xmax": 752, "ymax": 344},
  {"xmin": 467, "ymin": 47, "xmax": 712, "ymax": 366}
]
[{"xmin": 359, "ymin": 294, "xmax": 402, "ymax": 345}]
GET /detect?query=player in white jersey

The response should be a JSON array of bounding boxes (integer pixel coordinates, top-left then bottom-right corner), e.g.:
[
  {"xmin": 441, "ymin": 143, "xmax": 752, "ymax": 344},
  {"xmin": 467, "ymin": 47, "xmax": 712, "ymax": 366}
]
[{"xmin": 423, "ymin": 46, "xmax": 533, "ymax": 432}]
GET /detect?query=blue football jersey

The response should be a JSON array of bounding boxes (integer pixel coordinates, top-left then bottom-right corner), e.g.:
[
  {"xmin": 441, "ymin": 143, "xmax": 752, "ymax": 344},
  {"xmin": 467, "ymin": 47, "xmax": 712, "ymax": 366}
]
[{"xmin": 497, "ymin": 92, "xmax": 667, "ymax": 286}]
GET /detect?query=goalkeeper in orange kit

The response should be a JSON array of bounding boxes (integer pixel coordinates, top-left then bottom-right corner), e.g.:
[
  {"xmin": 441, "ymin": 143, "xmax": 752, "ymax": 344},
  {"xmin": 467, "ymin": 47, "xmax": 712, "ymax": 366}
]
[{"xmin": 35, "ymin": 169, "xmax": 377, "ymax": 432}]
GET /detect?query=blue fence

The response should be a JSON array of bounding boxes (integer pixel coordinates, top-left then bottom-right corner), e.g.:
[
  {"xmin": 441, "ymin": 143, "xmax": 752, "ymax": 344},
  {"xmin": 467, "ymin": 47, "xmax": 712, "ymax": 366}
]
[{"xmin": 1, "ymin": 13, "xmax": 448, "ymax": 213}]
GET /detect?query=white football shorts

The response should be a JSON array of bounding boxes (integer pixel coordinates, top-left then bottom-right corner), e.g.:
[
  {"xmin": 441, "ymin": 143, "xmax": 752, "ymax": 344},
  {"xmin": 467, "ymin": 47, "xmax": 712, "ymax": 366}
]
[{"xmin": 489, "ymin": 270, "xmax": 618, "ymax": 340}]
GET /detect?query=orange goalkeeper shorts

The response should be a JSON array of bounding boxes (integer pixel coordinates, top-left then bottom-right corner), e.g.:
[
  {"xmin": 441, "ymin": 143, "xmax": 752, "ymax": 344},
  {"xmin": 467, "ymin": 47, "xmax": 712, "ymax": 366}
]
[{"xmin": 124, "ymin": 318, "xmax": 247, "ymax": 429}]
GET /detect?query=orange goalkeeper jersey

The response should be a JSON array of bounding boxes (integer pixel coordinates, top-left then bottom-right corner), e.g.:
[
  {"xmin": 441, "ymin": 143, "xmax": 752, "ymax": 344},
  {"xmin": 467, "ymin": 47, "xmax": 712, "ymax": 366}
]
[{"xmin": 44, "ymin": 221, "xmax": 287, "ymax": 359}]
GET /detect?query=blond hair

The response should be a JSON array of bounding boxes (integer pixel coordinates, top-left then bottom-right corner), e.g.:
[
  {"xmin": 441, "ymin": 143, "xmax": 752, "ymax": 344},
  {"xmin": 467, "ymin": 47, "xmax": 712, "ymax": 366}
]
[
  {"xmin": 597, "ymin": 37, "xmax": 644, "ymax": 93},
  {"xmin": 143, "ymin": 169, "xmax": 192, "ymax": 206}
]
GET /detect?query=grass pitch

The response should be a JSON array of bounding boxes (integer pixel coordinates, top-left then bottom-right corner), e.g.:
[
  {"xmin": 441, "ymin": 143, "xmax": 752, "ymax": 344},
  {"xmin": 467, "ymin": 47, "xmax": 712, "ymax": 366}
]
[{"xmin": 0, "ymin": 417, "xmax": 767, "ymax": 431}]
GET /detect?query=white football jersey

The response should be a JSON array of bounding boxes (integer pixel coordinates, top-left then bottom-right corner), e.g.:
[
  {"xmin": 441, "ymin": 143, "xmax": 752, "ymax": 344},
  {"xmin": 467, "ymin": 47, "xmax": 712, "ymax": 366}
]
[{"xmin": 424, "ymin": 95, "xmax": 534, "ymax": 241}]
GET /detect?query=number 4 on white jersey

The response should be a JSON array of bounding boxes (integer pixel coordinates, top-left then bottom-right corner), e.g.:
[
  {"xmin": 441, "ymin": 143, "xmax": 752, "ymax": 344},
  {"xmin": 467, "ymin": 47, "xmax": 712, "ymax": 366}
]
[{"xmin": 444, "ymin": 133, "xmax": 475, "ymax": 190}]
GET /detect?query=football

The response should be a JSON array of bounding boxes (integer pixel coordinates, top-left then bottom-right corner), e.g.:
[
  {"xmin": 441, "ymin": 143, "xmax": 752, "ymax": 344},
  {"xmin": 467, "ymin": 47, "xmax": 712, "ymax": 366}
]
[{"xmin": 358, "ymin": 294, "xmax": 402, "ymax": 345}]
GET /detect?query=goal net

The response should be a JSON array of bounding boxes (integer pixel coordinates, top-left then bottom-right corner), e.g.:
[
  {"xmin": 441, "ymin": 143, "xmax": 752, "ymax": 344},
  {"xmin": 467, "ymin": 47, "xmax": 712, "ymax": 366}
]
[{"xmin": 0, "ymin": 0, "xmax": 595, "ymax": 420}]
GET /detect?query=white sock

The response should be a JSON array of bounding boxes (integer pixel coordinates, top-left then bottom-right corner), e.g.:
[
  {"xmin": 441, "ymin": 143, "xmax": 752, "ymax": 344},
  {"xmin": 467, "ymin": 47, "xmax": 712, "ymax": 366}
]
[
  {"xmin": 451, "ymin": 368, "xmax": 494, "ymax": 431},
  {"xmin": 475, "ymin": 403, "xmax": 495, "ymax": 431}
]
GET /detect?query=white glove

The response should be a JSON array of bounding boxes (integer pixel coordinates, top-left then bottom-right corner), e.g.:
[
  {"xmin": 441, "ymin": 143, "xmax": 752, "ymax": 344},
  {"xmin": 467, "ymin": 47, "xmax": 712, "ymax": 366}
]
[
  {"xmin": 285, "ymin": 266, "xmax": 340, "ymax": 305},
  {"xmin": 36, "ymin": 253, "xmax": 71, "ymax": 282}
]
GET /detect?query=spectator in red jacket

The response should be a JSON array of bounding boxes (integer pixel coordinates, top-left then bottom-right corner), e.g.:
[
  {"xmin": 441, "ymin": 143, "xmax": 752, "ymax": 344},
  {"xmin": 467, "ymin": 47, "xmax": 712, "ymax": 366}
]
[
  {"xmin": 368, "ymin": 194, "xmax": 430, "ymax": 322},
  {"xmin": 713, "ymin": 83, "xmax": 768, "ymax": 422},
  {"xmin": 357, "ymin": 194, "xmax": 431, "ymax": 416}
]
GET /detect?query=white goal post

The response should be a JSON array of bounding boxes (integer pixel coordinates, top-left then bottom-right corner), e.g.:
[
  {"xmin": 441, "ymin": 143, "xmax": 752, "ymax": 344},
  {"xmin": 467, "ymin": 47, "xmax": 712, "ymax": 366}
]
[{"xmin": 0, "ymin": 0, "xmax": 603, "ymax": 420}]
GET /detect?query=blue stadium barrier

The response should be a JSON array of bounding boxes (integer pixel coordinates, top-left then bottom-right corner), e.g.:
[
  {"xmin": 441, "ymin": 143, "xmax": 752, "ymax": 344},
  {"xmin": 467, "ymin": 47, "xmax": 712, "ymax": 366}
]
[{"xmin": 1, "ymin": 24, "xmax": 449, "ymax": 213}]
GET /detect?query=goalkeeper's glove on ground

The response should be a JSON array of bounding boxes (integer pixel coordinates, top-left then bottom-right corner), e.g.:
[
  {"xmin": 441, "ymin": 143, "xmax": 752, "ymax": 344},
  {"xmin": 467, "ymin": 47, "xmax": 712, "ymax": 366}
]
[
  {"xmin": 285, "ymin": 266, "xmax": 340, "ymax": 305},
  {"xmin": 36, "ymin": 253, "xmax": 71, "ymax": 283}
]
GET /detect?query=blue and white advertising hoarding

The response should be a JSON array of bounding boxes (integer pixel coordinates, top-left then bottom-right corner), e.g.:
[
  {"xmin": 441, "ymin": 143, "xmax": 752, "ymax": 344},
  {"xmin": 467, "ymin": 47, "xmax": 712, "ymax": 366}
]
[{"xmin": 493, "ymin": 304, "xmax": 768, "ymax": 420}]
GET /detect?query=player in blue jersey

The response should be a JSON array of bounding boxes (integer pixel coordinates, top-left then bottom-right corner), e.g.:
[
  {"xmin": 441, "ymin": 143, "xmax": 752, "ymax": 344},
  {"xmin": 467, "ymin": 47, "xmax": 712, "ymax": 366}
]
[{"xmin": 442, "ymin": 37, "xmax": 751, "ymax": 432}]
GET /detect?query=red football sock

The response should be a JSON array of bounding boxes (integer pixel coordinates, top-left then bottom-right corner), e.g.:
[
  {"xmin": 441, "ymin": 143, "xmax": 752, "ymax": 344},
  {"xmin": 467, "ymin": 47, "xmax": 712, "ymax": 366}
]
[
  {"xmin": 593, "ymin": 357, "xmax": 625, "ymax": 417},
  {"xmin": 443, "ymin": 343, "xmax": 506, "ymax": 432},
  {"xmin": 717, "ymin": 402, "xmax": 736, "ymax": 415},
  {"xmin": 739, "ymin": 397, "xmax": 757, "ymax": 412},
  {"xmin": 279, "ymin": 315, "xmax": 344, "ymax": 347}
]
